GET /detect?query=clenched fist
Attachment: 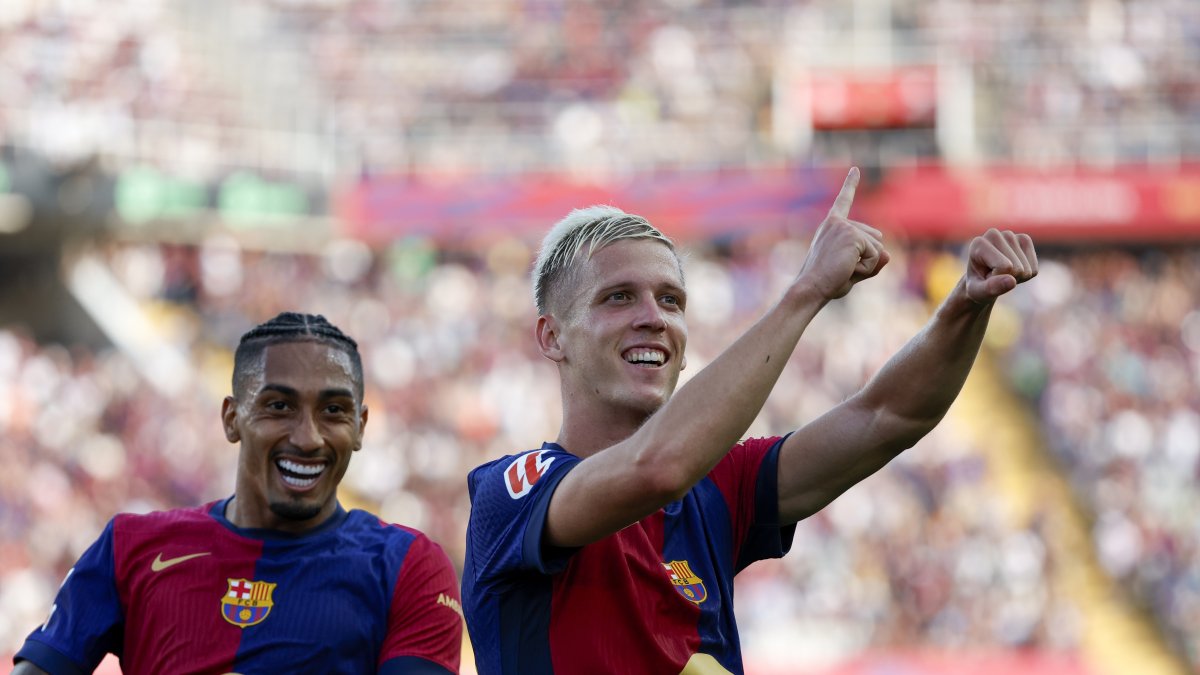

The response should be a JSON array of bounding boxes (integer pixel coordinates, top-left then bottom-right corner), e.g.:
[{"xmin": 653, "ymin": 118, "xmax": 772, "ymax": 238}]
[
  {"xmin": 964, "ymin": 229, "xmax": 1038, "ymax": 304},
  {"xmin": 796, "ymin": 167, "xmax": 890, "ymax": 300}
]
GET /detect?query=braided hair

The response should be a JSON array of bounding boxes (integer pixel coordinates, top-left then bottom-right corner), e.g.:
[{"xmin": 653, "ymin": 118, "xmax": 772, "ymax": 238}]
[{"xmin": 232, "ymin": 312, "xmax": 364, "ymax": 400}]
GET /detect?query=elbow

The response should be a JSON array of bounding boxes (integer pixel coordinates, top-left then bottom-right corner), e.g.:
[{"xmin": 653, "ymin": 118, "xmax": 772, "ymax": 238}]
[
  {"xmin": 870, "ymin": 400, "xmax": 946, "ymax": 455},
  {"xmin": 634, "ymin": 448, "xmax": 694, "ymax": 503},
  {"xmin": 644, "ymin": 463, "xmax": 694, "ymax": 503},
  {"xmin": 893, "ymin": 411, "xmax": 946, "ymax": 449}
]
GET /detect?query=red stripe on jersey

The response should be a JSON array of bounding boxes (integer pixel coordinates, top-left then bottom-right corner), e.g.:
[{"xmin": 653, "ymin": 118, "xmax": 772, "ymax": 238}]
[
  {"xmin": 706, "ymin": 438, "xmax": 779, "ymax": 563},
  {"xmin": 548, "ymin": 511, "xmax": 700, "ymax": 673},
  {"xmin": 113, "ymin": 505, "xmax": 261, "ymax": 674},
  {"xmin": 380, "ymin": 527, "xmax": 463, "ymax": 672}
]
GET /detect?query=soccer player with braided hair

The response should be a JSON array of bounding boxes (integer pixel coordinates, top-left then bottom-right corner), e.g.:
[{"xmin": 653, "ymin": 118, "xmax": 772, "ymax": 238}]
[{"xmin": 13, "ymin": 312, "xmax": 462, "ymax": 675}]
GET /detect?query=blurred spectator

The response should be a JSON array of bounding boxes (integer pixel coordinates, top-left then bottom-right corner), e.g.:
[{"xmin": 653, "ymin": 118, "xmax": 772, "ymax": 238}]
[
  {"xmin": 1000, "ymin": 247, "xmax": 1200, "ymax": 666},
  {"xmin": 2, "ymin": 0, "xmax": 1196, "ymax": 181}
]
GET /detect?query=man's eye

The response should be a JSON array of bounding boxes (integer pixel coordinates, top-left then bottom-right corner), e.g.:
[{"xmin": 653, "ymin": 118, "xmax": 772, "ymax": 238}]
[
  {"xmin": 609, "ymin": 291, "xmax": 629, "ymax": 302},
  {"xmin": 325, "ymin": 405, "xmax": 344, "ymax": 414},
  {"xmin": 267, "ymin": 401, "xmax": 289, "ymax": 411},
  {"xmin": 661, "ymin": 295, "xmax": 679, "ymax": 306}
]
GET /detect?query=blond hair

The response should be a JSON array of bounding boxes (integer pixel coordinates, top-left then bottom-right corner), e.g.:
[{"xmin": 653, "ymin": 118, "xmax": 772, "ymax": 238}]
[{"xmin": 532, "ymin": 205, "xmax": 677, "ymax": 315}]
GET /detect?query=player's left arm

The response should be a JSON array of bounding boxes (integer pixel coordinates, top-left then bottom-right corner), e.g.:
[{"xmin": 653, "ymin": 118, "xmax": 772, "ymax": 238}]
[
  {"xmin": 378, "ymin": 535, "xmax": 463, "ymax": 675},
  {"xmin": 776, "ymin": 229, "xmax": 1038, "ymax": 525}
]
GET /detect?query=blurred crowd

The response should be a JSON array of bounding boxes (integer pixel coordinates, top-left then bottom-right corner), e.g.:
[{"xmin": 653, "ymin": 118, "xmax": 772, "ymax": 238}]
[
  {"xmin": 1, "ymin": 0, "xmax": 1197, "ymax": 180},
  {"xmin": 1000, "ymin": 247, "xmax": 1200, "ymax": 666},
  {"xmin": 0, "ymin": 235, "xmax": 1087, "ymax": 669},
  {"xmin": 0, "ymin": 0, "xmax": 234, "ymax": 173},
  {"xmin": 2, "ymin": 0, "xmax": 1198, "ymax": 670}
]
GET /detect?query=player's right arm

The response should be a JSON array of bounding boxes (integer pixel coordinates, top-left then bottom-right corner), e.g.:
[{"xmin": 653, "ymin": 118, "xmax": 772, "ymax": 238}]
[
  {"xmin": 10, "ymin": 661, "xmax": 50, "ymax": 674},
  {"xmin": 12, "ymin": 520, "xmax": 123, "ymax": 675},
  {"xmin": 543, "ymin": 168, "xmax": 890, "ymax": 548}
]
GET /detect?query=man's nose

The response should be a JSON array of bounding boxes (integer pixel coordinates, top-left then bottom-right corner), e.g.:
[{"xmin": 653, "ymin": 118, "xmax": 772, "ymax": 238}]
[
  {"xmin": 289, "ymin": 410, "xmax": 323, "ymax": 451},
  {"xmin": 631, "ymin": 296, "xmax": 667, "ymax": 330}
]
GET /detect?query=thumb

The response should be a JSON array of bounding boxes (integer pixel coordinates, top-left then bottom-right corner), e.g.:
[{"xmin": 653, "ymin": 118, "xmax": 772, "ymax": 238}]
[{"xmin": 969, "ymin": 273, "xmax": 1016, "ymax": 302}]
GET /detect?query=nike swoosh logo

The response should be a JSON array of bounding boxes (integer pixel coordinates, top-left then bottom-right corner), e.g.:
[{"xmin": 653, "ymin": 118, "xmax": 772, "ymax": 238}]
[{"xmin": 151, "ymin": 552, "xmax": 211, "ymax": 572}]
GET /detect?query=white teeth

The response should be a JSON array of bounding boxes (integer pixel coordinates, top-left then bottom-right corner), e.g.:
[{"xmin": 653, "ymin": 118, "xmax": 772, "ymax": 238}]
[
  {"xmin": 277, "ymin": 459, "xmax": 325, "ymax": 489},
  {"xmin": 624, "ymin": 348, "xmax": 666, "ymax": 365},
  {"xmin": 281, "ymin": 474, "xmax": 319, "ymax": 488},
  {"xmin": 277, "ymin": 459, "xmax": 326, "ymax": 476}
]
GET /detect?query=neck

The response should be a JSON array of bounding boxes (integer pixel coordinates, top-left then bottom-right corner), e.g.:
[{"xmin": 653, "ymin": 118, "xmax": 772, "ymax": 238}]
[
  {"xmin": 225, "ymin": 492, "xmax": 336, "ymax": 534},
  {"xmin": 554, "ymin": 387, "xmax": 653, "ymax": 459}
]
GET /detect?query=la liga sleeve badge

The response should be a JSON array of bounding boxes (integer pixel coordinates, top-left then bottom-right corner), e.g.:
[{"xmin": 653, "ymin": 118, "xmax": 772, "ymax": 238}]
[{"xmin": 504, "ymin": 450, "xmax": 556, "ymax": 499}]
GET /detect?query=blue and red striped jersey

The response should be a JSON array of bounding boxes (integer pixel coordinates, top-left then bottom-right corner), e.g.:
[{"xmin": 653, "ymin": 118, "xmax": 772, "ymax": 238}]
[
  {"xmin": 16, "ymin": 498, "xmax": 462, "ymax": 675},
  {"xmin": 463, "ymin": 436, "xmax": 795, "ymax": 674}
]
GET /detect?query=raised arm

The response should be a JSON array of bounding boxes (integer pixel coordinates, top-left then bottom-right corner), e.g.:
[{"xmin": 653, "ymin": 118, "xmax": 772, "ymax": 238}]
[
  {"xmin": 776, "ymin": 229, "xmax": 1039, "ymax": 524},
  {"xmin": 545, "ymin": 168, "xmax": 891, "ymax": 548},
  {"xmin": 11, "ymin": 662, "xmax": 51, "ymax": 675}
]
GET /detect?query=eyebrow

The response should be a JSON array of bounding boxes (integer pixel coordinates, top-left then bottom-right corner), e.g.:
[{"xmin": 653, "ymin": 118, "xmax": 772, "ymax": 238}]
[
  {"xmin": 595, "ymin": 281, "xmax": 687, "ymax": 297},
  {"xmin": 662, "ymin": 282, "xmax": 687, "ymax": 298},
  {"xmin": 259, "ymin": 384, "xmax": 356, "ymax": 400}
]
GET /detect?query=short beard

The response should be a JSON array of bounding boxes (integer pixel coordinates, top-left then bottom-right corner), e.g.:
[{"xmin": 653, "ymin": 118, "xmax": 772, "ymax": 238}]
[{"xmin": 270, "ymin": 499, "xmax": 322, "ymax": 521}]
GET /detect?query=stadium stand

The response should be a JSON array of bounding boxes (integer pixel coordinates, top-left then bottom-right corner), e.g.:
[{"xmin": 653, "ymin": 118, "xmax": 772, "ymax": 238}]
[
  {"xmin": 1, "ymin": 0, "xmax": 1199, "ymax": 673},
  {"xmin": 999, "ymin": 248, "xmax": 1200, "ymax": 668}
]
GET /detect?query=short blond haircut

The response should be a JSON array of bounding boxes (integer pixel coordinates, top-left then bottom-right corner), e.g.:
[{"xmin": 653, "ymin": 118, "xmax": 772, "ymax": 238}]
[{"xmin": 532, "ymin": 205, "xmax": 677, "ymax": 315}]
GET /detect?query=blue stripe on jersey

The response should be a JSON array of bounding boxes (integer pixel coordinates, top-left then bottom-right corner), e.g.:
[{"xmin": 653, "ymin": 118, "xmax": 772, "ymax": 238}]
[
  {"xmin": 736, "ymin": 440, "xmax": 795, "ymax": 572},
  {"xmin": 221, "ymin": 504, "xmax": 415, "ymax": 671},
  {"xmin": 464, "ymin": 448, "xmax": 577, "ymax": 674},
  {"xmin": 498, "ymin": 573, "xmax": 555, "ymax": 674},
  {"xmin": 664, "ymin": 480, "xmax": 743, "ymax": 674}
]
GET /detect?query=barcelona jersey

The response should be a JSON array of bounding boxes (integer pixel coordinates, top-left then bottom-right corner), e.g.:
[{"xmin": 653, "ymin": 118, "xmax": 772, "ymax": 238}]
[
  {"xmin": 463, "ymin": 436, "xmax": 795, "ymax": 674},
  {"xmin": 15, "ymin": 498, "xmax": 462, "ymax": 674}
]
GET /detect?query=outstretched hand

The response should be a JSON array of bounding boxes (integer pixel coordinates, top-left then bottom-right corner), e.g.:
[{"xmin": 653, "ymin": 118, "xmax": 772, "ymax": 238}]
[
  {"xmin": 796, "ymin": 167, "xmax": 890, "ymax": 300},
  {"xmin": 964, "ymin": 229, "xmax": 1039, "ymax": 304}
]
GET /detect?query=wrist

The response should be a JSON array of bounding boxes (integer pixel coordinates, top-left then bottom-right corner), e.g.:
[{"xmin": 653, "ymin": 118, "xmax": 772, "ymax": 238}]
[{"xmin": 781, "ymin": 279, "xmax": 830, "ymax": 314}]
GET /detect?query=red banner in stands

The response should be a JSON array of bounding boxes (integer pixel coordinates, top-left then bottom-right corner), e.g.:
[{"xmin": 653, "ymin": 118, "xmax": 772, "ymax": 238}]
[
  {"xmin": 861, "ymin": 165, "xmax": 1200, "ymax": 241},
  {"xmin": 806, "ymin": 66, "xmax": 938, "ymax": 129},
  {"xmin": 337, "ymin": 165, "xmax": 1200, "ymax": 243},
  {"xmin": 336, "ymin": 169, "xmax": 836, "ymax": 244}
]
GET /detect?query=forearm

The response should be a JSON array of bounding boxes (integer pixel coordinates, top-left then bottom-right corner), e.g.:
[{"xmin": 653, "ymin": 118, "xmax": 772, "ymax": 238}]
[
  {"xmin": 778, "ymin": 229, "xmax": 1037, "ymax": 524},
  {"xmin": 777, "ymin": 279, "xmax": 994, "ymax": 522},
  {"xmin": 860, "ymin": 277, "xmax": 992, "ymax": 443},
  {"xmin": 630, "ymin": 284, "xmax": 827, "ymax": 496}
]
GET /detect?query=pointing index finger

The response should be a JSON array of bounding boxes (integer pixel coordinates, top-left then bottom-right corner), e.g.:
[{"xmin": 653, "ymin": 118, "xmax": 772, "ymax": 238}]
[{"xmin": 828, "ymin": 167, "xmax": 860, "ymax": 219}]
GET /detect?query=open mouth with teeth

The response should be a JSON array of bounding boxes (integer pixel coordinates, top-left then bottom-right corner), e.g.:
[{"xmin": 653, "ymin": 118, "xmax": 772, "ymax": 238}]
[
  {"xmin": 623, "ymin": 347, "xmax": 667, "ymax": 368},
  {"xmin": 276, "ymin": 458, "xmax": 328, "ymax": 489}
]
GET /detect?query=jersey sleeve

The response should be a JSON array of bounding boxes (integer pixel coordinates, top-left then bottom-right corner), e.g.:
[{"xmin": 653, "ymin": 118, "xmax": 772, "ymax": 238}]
[
  {"xmin": 465, "ymin": 447, "xmax": 580, "ymax": 582},
  {"xmin": 378, "ymin": 534, "xmax": 462, "ymax": 674},
  {"xmin": 14, "ymin": 519, "xmax": 124, "ymax": 675},
  {"xmin": 707, "ymin": 435, "xmax": 797, "ymax": 572}
]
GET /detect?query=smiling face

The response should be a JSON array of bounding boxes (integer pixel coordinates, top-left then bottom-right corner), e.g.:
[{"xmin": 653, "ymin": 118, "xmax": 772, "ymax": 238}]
[
  {"xmin": 221, "ymin": 340, "xmax": 368, "ymax": 533},
  {"xmin": 545, "ymin": 238, "xmax": 688, "ymax": 421}
]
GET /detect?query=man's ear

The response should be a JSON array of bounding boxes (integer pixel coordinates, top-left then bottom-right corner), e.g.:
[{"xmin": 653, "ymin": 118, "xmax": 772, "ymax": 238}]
[
  {"xmin": 355, "ymin": 404, "xmax": 369, "ymax": 452},
  {"xmin": 221, "ymin": 396, "xmax": 240, "ymax": 443},
  {"xmin": 535, "ymin": 315, "xmax": 565, "ymax": 363}
]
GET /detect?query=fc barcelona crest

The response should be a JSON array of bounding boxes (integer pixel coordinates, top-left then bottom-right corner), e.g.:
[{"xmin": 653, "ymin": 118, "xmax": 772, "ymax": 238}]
[
  {"xmin": 220, "ymin": 578, "xmax": 277, "ymax": 628},
  {"xmin": 663, "ymin": 560, "xmax": 707, "ymax": 605}
]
